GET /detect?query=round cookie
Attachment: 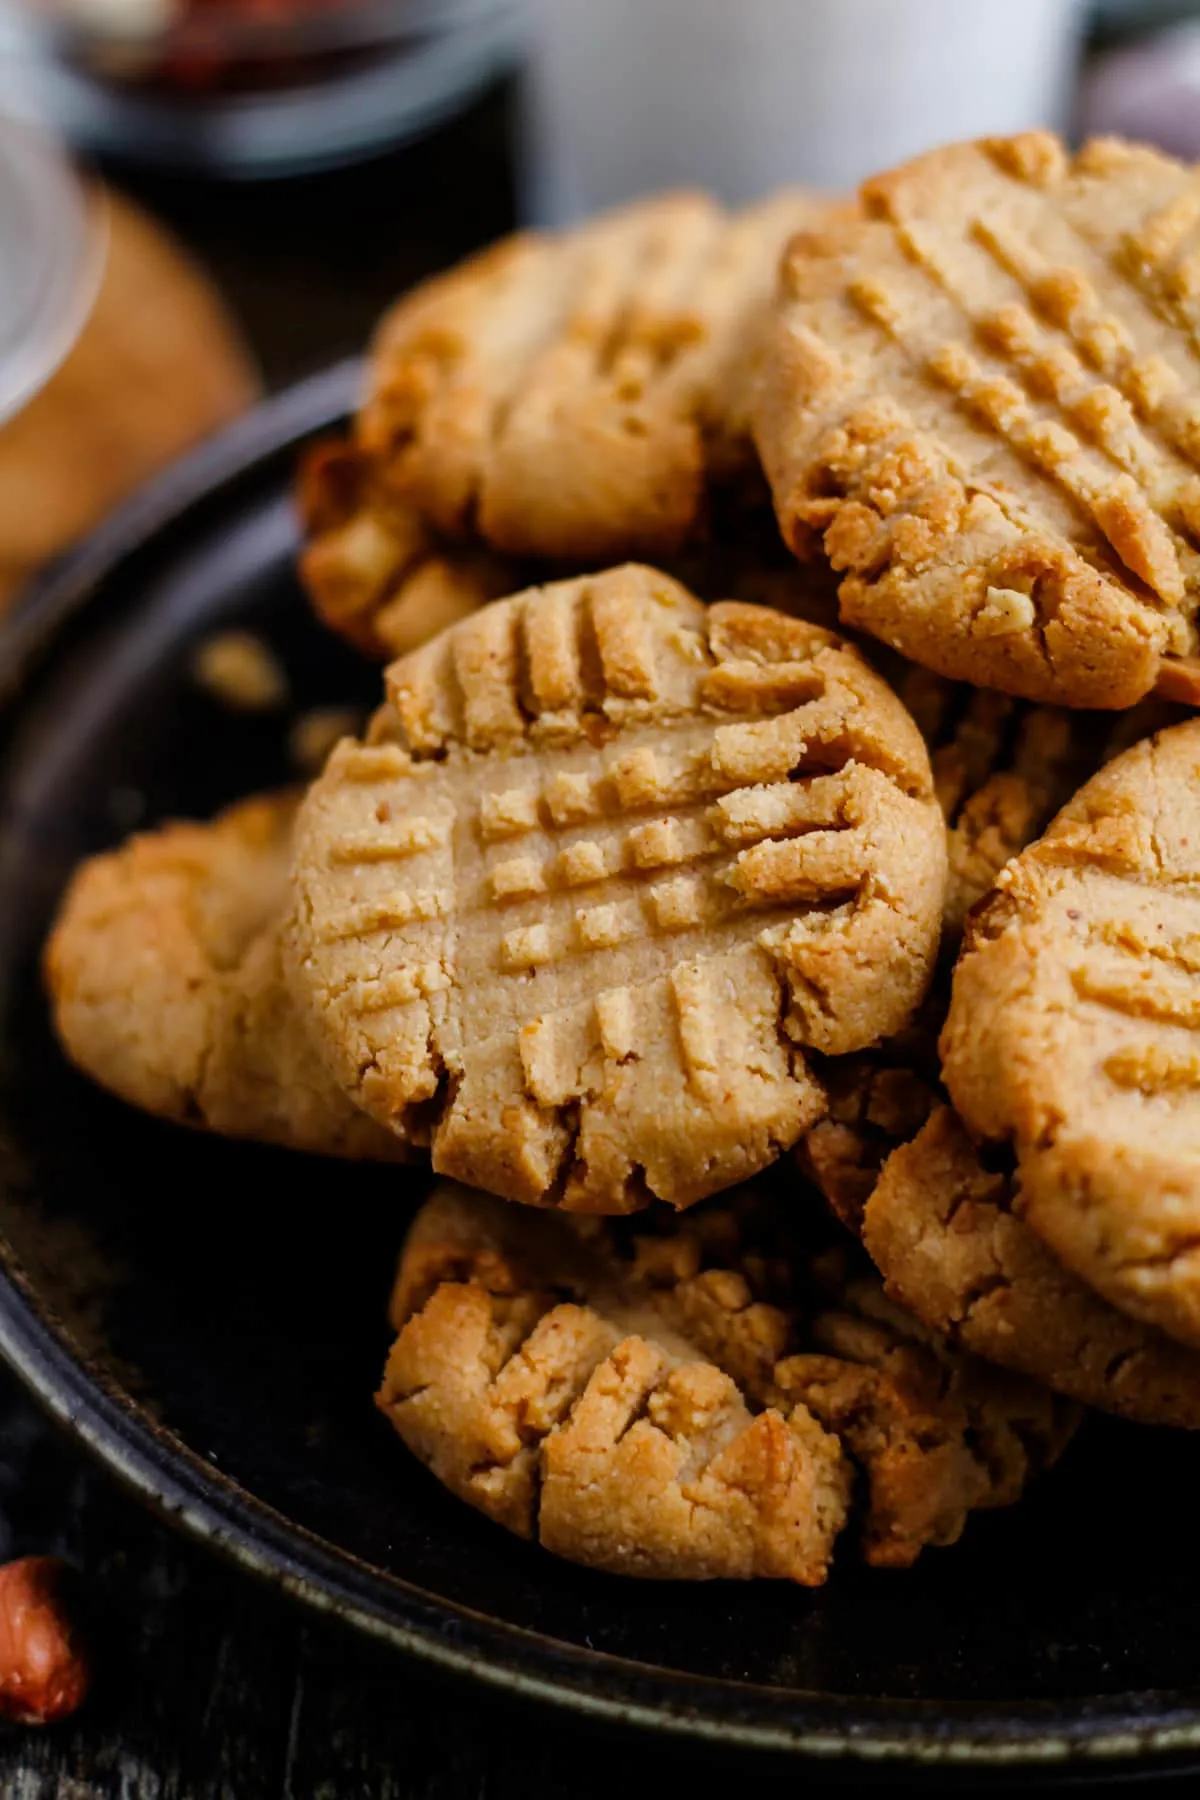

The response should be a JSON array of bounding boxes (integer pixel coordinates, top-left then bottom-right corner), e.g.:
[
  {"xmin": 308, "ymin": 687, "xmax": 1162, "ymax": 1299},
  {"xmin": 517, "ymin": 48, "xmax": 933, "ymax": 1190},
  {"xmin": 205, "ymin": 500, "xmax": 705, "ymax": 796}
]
[
  {"xmin": 286, "ymin": 566, "xmax": 947, "ymax": 1212},
  {"xmin": 942, "ymin": 718, "xmax": 1200, "ymax": 1348},
  {"xmin": 44, "ymin": 794, "xmax": 402, "ymax": 1161},
  {"xmin": 379, "ymin": 1181, "xmax": 1077, "ymax": 1580},
  {"xmin": 758, "ymin": 131, "xmax": 1200, "ymax": 708},
  {"xmin": 865, "ymin": 1106, "xmax": 1200, "ymax": 1429}
]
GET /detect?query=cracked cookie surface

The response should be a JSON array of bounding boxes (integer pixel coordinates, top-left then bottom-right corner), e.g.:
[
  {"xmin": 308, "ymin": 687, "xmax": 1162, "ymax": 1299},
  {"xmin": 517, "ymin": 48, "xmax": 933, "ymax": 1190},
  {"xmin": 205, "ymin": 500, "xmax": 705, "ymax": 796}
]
[
  {"xmin": 378, "ymin": 1180, "xmax": 1076, "ymax": 1579},
  {"xmin": 942, "ymin": 718, "xmax": 1200, "ymax": 1348},
  {"xmin": 758, "ymin": 131, "xmax": 1200, "ymax": 708},
  {"xmin": 865, "ymin": 1106, "xmax": 1200, "ymax": 1428},
  {"xmin": 286, "ymin": 566, "xmax": 946, "ymax": 1212},
  {"xmin": 44, "ymin": 793, "xmax": 403, "ymax": 1160}
]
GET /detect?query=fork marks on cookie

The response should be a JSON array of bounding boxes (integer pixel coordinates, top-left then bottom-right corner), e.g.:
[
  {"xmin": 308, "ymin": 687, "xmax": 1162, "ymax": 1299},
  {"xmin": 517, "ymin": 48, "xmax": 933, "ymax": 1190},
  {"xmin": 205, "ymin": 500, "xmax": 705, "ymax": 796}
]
[{"xmin": 289, "ymin": 570, "xmax": 945, "ymax": 1211}]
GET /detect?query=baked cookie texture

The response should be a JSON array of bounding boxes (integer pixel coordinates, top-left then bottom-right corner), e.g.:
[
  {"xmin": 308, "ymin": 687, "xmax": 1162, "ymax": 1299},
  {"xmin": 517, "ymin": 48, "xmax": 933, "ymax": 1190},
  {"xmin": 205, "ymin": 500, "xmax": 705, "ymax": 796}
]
[
  {"xmin": 357, "ymin": 188, "xmax": 826, "ymax": 562},
  {"xmin": 44, "ymin": 794, "xmax": 402, "ymax": 1160},
  {"xmin": 905, "ymin": 671, "xmax": 1130, "ymax": 936},
  {"xmin": 942, "ymin": 719, "xmax": 1200, "ymax": 1349},
  {"xmin": 379, "ymin": 1181, "xmax": 1077, "ymax": 1580},
  {"xmin": 866, "ymin": 1107, "xmax": 1200, "ymax": 1429},
  {"xmin": 800, "ymin": 1024, "xmax": 942, "ymax": 1234},
  {"xmin": 286, "ymin": 566, "xmax": 947, "ymax": 1213},
  {"xmin": 299, "ymin": 428, "xmax": 843, "ymax": 664},
  {"xmin": 298, "ymin": 437, "xmax": 518, "ymax": 662},
  {"xmin": 901, "ymin": 673, "xmax": 1185, "ymax": 937},
  {"xmin": 757, "ymin": 131, "xmax": 1200, "ymax": 708},
  {"xmin": 299, "ymin": 189, "xmax": 829, "ymax": 654}
]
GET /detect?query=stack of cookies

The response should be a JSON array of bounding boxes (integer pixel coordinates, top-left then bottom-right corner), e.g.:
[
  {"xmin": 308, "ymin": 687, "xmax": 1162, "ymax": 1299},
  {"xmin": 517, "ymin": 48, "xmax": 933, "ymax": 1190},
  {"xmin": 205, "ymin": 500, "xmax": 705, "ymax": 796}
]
[{"xmin": 45, "ymin": 131, "xmax": 1200, "ymax": 1586}]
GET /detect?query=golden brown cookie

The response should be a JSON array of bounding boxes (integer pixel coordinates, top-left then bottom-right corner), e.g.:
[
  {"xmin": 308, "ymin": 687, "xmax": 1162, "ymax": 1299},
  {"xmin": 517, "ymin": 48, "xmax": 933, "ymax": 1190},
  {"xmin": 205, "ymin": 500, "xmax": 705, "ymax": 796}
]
[
  {"xmin": 354, "ymin": 189, "xmax": 826, "ymax": 566},
  {"xmin": 757, "ymin": 132, "xmax": 1200, "ymax": 708},
  {"xmin": 44, "ymin": 794, "xmax": 402, "ymax": 1160},
  {"xmin": 378, "ymin": 1181, "xmax": 1076, "ymax": 1579},
  {"xmin": 769, "ymin": 1267, "xmax": 1076, "ymax": 1570},
  {"xmin": 865, "ymin": 1106, "xmax": 1200, "ymax": 1429},
  {"xmin": 286, "ymin": 566, "xmax": 946, "ymax": 1212},
  {"xmin": 942, "ymin": 718, "xmax": 1200, "ymax": 1348}
]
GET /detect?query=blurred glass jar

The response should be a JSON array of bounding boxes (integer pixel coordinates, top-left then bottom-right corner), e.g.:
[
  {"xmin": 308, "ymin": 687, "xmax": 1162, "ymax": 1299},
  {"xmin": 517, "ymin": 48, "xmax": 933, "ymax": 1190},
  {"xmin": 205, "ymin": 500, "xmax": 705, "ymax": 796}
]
[
  {"xmin": 0, "ymin": 114, "xmax": 257, "ymax": 616},
  {"xmin": 1, "ymin": 0, "xmax": 522, "ymax": 176},
  {"xmin": 522, "ymin": 0, "xmax": 1087, "ymax": 222},
  {"xmin": 0, "ymin": 113, "xmax": 99, "ymax": 426}
]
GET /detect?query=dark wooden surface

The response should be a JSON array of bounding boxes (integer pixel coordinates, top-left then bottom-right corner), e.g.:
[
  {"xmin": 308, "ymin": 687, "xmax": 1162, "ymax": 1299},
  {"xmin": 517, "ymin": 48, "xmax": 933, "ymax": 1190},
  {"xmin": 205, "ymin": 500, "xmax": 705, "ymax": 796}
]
[{"xmin": 0, "ymin": 65, "xmax": 1192, "ymax": 1800}]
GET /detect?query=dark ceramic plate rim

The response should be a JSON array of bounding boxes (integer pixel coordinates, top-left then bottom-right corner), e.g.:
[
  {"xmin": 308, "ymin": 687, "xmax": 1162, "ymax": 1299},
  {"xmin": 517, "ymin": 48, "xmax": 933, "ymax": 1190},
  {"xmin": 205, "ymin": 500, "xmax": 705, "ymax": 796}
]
[{"xmin": 3, "ymin": 366, "xmax": 1200, "ymax": 1776}]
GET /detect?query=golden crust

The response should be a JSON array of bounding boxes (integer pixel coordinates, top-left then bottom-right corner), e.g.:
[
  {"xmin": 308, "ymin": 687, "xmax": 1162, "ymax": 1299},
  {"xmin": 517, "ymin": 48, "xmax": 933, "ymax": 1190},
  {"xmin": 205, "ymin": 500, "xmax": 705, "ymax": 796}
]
[
  {"xmin": 901, "ymin": 670, "xmax": 1186, "ymax": 937},
  {"xmin": 286, "ymin": 566, "xmax": 946, "ymax": 1212},
  {"xmin": 757, "ymin": 132, "xmax": 1200, "ymax": 707},
  {"xmin": 44, "ymin": 794, "xmax": 403, "ymax": 1160}
]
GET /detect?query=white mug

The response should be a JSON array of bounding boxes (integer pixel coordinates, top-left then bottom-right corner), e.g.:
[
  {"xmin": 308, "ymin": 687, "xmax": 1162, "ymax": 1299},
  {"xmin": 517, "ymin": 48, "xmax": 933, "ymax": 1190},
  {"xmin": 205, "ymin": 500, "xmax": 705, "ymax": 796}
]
[{"xmin": 521, "ymin": 0, "xmax": 1086, "ymax": 223}]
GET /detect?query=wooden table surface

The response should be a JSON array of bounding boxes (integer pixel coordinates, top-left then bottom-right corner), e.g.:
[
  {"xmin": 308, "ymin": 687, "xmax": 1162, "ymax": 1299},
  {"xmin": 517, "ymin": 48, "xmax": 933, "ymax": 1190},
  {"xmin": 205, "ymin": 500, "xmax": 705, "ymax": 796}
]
[{"xmin": 0, "ymin": 71, "xmax": 1190, "ymax": 1800}]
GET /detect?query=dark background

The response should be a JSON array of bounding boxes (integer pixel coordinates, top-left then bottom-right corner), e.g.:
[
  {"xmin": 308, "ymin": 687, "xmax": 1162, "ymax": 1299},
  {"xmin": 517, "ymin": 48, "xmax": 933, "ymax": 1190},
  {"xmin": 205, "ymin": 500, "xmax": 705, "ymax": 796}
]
[{"xmin": 0, "ymin": 70, "xmax": 1192, "ymax": 1800}]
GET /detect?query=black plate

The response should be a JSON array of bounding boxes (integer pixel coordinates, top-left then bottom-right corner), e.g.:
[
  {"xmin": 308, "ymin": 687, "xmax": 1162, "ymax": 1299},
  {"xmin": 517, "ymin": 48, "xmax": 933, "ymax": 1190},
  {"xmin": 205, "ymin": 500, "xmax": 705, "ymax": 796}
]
[{"xmin": 4, "ymin": 365, "xmax": 1200, "ymax": 1782}]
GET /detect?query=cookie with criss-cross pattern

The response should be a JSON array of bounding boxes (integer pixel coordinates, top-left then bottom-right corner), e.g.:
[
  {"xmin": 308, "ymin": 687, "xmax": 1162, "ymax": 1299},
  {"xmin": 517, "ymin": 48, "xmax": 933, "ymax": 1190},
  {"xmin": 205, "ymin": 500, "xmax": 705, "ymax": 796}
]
[
  {"xmin": 44, "ymin": 794, "xmax": 402, "ymax": 1160},
  {"xmin": 758, "ymin": 131, "xmax": 1200, "ymax": 708},
  {"xmin": 378, "ymin": 1180, "xmax": 1077, "ymax": 1580},
  {"xmin": 942, "ymin": 718, "xmax": 1200, "ymax": 1349},
  {"xmin": 286, "ymin": 566, "xmax": 946, "ymax": 1212}
]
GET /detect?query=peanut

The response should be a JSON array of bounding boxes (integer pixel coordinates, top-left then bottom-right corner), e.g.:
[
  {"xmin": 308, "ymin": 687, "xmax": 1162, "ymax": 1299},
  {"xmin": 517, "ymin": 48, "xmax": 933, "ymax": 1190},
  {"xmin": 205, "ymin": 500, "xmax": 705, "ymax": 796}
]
[{"xmin": 0, "ymin": 1556, "xmax": 90, "ymax": 1725}]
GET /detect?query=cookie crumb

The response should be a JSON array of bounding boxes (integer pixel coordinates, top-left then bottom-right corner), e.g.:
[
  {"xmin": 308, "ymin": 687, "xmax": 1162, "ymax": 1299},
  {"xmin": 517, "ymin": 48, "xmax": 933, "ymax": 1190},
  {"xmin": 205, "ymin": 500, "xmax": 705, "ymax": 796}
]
[{"xmin": 192, "ymin": 632, "xmax": 288, "ymax": 712}]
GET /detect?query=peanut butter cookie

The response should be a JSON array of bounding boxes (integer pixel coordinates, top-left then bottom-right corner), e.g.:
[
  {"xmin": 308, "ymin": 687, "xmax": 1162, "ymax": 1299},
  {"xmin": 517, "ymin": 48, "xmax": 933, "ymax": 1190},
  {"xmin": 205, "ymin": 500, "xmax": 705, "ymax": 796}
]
[
  {"xmin": 44, "ymin": 794, "xmax": 402, "ymax": 1160},
  {"xmin": 942, "ymin": 718, "xmax": 1200, "ymax": 1348},
  {"xmin": 758, "ymin": 132, "xmax": 1200, "ymax": 708},
  {"xmin": 300, "ymin": 189, "xmax": 827, "ymax": 657},
  {"xmin": 378, "ymin": 1181, "xmax": 1076, "ymax": 1579},
  {"xmin": 287, "ymin": 567, "xmax": 946, "ymax": 1212},
  {"xmin": 865, "ymin": 1107, "xmax": 1200, "ymax": 1428}
]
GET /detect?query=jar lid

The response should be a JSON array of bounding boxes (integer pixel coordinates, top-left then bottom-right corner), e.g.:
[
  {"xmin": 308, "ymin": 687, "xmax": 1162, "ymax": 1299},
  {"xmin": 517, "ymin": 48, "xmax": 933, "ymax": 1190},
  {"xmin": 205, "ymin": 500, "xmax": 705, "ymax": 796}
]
[{"xmin": 0, "ymin": 116, "xmax": 102, "ymax": 424}]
